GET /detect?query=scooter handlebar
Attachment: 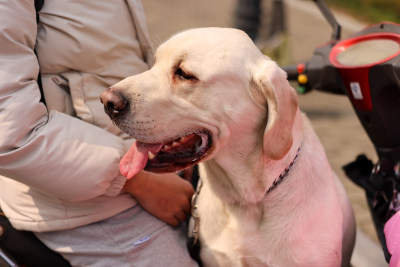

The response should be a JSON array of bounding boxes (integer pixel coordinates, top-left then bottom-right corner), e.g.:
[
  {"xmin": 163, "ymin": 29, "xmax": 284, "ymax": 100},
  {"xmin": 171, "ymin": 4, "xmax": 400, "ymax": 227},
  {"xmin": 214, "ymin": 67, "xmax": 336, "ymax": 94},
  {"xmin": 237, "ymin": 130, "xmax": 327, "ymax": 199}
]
[{"xmin": 282, "ymin": 43, "xmax": 347, "ymax": 95}]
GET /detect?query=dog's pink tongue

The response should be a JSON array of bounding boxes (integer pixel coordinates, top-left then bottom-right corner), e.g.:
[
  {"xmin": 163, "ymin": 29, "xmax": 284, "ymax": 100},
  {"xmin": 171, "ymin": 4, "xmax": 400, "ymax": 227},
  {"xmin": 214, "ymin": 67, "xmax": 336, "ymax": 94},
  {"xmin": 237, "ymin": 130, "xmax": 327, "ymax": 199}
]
[{"xmin": 120, "ymin": 142, "xmax": 162, "ymax": 179}]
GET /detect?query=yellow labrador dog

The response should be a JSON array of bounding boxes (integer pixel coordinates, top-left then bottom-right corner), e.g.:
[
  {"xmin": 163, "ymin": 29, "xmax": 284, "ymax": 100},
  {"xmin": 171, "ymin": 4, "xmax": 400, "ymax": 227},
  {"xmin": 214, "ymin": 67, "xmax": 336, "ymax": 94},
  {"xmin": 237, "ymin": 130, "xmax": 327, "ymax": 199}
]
[{"xmin": 101, "ymin": 28, "xmax": 356, "ymax": 267}]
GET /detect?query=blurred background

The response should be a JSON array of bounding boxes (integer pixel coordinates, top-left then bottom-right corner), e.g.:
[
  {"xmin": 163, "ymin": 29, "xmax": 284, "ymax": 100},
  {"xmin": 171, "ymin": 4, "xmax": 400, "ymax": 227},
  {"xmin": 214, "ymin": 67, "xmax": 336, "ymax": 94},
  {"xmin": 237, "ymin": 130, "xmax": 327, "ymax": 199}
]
[{"xmin": 142, "ymin": 0, "xmax": 399, "ymax": 265}]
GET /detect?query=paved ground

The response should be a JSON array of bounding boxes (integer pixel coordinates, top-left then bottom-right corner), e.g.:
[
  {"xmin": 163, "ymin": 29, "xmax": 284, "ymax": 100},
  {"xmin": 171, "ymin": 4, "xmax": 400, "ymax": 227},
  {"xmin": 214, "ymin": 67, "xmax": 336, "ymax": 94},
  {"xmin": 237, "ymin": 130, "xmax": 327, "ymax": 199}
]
[{"xmin": 142, "ymin": 0, "xmax": 388, "ymax": 265}]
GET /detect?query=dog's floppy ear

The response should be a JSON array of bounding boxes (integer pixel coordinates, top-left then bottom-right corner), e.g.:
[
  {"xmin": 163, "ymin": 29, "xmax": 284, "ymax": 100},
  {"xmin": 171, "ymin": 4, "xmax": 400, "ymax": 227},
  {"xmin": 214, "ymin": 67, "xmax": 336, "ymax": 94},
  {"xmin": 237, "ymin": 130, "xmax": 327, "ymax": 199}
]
[{"xmin": 250, "ymin": 57, "xmax": 298, "ymax": 160}]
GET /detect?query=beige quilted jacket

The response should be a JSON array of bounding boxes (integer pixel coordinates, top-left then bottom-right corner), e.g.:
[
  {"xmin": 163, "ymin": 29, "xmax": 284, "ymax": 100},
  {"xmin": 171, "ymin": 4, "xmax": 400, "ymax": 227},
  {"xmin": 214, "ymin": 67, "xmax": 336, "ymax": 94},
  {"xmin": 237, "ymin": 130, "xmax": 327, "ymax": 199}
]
[{"xmin": 0, "ymin": 0, "xmax": 153, "ymax": 232}]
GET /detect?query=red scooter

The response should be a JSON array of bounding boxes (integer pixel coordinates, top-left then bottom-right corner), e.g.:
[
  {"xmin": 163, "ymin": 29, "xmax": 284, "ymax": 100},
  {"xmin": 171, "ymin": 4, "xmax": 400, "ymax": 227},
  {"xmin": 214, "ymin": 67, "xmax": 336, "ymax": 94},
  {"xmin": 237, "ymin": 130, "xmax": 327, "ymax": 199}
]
[{"xmin": 283, "ymin": 0, "xmax": 400, "ymax": 264}]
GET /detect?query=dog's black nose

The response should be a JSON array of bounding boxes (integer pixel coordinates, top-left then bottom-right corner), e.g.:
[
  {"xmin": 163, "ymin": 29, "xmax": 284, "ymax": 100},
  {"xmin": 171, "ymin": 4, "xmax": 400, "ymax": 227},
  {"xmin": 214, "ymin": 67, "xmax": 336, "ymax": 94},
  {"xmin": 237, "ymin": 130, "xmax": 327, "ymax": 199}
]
[{"xmin": 100, "ymin": 88, "xmax": 128, "ymax": 117}]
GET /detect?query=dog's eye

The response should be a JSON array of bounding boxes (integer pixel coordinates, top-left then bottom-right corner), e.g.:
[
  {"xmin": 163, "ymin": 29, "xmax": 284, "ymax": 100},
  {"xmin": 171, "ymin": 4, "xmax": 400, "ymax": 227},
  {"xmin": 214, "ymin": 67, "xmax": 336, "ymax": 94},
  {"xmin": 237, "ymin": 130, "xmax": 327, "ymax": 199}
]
[{"xmin": 175, "ymin": 67, "xmax": 197, "ymax": 81}]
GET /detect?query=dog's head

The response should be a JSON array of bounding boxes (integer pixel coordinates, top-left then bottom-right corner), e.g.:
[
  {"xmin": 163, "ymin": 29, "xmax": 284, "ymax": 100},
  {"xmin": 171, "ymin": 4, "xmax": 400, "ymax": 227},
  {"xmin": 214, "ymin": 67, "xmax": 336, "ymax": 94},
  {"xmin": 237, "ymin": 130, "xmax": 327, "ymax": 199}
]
[{"xmin": 100, "ymin": 28, "xmax": 298, "ymax": 179}]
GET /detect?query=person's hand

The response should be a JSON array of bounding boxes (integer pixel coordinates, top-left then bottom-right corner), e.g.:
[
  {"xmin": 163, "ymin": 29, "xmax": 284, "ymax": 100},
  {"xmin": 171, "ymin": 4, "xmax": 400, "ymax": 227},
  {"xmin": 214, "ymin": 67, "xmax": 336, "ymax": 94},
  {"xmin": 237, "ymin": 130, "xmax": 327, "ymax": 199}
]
[{"xmin": 123, "ymin": 171, "xmax": 195, "ymax": 227}]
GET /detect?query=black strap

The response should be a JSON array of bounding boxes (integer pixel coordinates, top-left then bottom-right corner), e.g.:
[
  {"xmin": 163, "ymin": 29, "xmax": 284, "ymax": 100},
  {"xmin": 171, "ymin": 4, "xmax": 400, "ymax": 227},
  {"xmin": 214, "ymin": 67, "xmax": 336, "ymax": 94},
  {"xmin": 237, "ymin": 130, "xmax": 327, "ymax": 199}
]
[
  {"xmin": 343, "ymin": 154, "xmax": 396, "ymax": 263},
  {"xmin": 34, "ymin": 0, "xmax": 46, "ymax": 106}
]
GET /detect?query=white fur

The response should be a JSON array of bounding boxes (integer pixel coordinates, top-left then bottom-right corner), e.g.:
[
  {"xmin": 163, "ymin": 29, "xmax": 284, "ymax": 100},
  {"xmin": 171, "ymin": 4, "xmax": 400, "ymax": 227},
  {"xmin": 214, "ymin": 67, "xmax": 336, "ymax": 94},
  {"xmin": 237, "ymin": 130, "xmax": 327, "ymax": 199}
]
[{"xmin": 112, "ymin": 28, "xmax": 356, "ymax": 267}]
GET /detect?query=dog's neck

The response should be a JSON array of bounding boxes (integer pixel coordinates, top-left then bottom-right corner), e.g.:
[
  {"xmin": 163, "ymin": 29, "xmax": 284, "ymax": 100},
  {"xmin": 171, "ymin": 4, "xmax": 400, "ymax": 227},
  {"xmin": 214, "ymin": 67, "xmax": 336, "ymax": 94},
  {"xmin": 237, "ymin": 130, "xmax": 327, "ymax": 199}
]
[{"xmin": 200, "ymin": 110, "xmax": 304, "ymax": 205}]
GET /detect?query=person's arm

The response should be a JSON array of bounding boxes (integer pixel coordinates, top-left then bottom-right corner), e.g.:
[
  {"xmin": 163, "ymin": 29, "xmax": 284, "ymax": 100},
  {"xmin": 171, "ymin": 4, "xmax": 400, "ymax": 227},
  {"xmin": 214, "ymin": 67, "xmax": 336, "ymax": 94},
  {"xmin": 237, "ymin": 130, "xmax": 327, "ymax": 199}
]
[{"xmin": 0, "ymin": 0, "xmax": 127, "ymax": 201}]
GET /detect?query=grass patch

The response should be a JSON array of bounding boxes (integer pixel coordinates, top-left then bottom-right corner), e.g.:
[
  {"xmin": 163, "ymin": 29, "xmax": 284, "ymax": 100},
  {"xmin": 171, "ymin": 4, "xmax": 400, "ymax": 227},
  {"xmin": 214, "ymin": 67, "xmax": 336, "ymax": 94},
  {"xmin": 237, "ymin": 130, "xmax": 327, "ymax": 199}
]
[{"xmin": 325, "ymin": 0, "xmax": 400, "ymax": 23}]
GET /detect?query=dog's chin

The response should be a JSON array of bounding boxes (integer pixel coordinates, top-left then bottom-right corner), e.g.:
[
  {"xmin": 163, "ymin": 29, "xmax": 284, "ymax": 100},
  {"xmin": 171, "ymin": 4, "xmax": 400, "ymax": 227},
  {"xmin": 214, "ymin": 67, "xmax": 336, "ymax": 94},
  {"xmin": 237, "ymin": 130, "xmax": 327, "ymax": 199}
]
[{"xmin": 144, "ymin": 131, "xmax": 213, "ymax": 173}]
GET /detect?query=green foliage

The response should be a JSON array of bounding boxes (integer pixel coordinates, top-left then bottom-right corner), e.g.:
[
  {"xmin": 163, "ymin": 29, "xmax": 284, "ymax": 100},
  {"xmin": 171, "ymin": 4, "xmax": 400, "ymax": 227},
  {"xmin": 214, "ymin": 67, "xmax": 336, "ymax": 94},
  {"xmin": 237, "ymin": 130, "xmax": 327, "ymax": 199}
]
[{"xmin": 325, "ymin": 0, "xmax": 400, "ymax": 23}]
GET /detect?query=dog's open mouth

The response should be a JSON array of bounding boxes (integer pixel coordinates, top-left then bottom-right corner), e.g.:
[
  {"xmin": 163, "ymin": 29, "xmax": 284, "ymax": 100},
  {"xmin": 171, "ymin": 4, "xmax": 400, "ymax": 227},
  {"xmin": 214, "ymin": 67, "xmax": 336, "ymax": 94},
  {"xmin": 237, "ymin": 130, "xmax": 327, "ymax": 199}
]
[{"xmin": 120, "ymin": 131, "xmax": 212, "ymax": 179}]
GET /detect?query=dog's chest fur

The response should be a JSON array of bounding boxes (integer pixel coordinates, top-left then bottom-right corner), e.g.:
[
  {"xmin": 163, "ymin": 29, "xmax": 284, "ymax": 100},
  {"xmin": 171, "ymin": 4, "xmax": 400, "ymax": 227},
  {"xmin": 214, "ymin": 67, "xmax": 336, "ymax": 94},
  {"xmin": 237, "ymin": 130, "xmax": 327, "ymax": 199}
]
[{"xmin": 196, "ymin": 179, "xmax": 292, "ymax": 266}]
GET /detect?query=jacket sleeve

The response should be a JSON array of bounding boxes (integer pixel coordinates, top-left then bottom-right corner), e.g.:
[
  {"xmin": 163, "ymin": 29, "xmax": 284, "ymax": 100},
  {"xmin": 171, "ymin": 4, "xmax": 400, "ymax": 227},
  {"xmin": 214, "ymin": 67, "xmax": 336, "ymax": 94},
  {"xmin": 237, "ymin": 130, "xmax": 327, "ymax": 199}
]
[{"xmin": 0, "ymin": 0, "xmax": 128, "ymax": 202}]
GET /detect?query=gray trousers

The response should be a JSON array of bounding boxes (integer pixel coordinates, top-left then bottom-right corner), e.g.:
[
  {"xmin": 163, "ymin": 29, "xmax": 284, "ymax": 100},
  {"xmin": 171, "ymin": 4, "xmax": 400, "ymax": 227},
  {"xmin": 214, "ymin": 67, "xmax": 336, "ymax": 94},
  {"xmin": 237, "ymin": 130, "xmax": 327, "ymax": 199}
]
[{"xmin": 35, "ymin": 205, "xmax": 198, "ymax": 267}]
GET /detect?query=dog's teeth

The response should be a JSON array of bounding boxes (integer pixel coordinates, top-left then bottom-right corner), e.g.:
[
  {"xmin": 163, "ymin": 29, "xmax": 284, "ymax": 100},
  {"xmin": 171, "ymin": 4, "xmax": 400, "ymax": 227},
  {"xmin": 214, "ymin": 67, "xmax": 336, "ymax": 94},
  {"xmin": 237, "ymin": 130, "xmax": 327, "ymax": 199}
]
[
  {"xmin": 163, "ymin": 145, "xmax": 171, "ymax": 151},
  {"xmin": 172, "ymin": 141, "xmax": 180, "ymax": 148},
  {"xmin": 148, "ymin": 151, "xmax": 156, "ymax": 160},
  {"xmin": 180, "ymin": 136, "xmax": 189, "ymax": 143}
]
